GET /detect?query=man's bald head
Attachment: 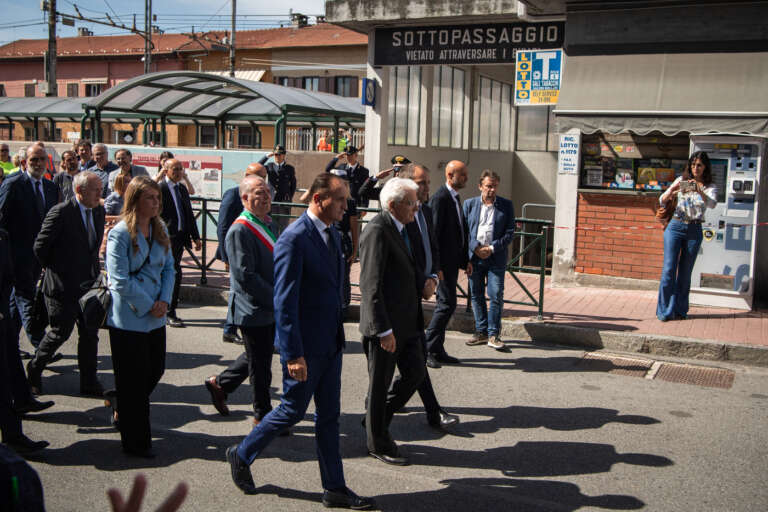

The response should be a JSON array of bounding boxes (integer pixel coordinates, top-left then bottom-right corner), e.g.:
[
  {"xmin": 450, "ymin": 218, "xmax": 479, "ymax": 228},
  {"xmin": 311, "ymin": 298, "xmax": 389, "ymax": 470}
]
[
  {"xmin": 445, "ymin": 160, "xmax": 468, "ymax": 190},
  {"xmin": 245, "ymin": 163, "xmax": 267, "ymax": 179}
]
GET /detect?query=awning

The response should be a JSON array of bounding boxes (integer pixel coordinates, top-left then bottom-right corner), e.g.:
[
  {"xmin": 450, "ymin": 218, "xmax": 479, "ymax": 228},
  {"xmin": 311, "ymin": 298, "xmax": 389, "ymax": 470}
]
[
  {"xmin": 204, "ymin": 69, "xmax": 266, "ymax": 82},
  {"xmin": 554, "ymin": 53, "xmax": 768, "ymax": 137},
  {"xmin": 81, "ymin": 77, "xmax": 108, "ymax": 84}
]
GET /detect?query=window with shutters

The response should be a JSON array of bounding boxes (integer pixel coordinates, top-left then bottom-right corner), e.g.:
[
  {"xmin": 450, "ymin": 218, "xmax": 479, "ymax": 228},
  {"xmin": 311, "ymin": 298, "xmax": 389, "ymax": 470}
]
[
  {"xmin": 24, "ymin": 83, "xmax": 35, "ymax": 97},
  {"xmin": 67, "ymin": 83, "xmax": 79, "ymax": 97}
]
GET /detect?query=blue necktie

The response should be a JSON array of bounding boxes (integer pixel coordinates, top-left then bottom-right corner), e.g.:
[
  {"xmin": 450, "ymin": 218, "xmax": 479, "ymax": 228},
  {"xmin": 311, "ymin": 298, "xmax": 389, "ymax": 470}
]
[
  {"xmin": 34, "ymin": 181, "xmax": 45, "ymax": 218},
  {"xmin": 400, "ymin": 226, "xmax": 411, "ymax": 255}
]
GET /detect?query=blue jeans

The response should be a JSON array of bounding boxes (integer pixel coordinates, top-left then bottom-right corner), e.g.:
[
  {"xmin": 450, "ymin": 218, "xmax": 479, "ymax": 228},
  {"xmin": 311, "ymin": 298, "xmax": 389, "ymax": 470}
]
[
  {"xmin": 468, "ymin": 260, "xmax": 505, "ymax": 336},
  {"xmin": 656, "ymin": 219, "xmax": 703, "ymax": 321}
]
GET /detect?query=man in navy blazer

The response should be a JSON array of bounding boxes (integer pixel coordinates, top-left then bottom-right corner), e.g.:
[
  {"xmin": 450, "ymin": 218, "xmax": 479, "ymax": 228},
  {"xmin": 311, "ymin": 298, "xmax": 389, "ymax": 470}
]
[
  {"xmin": 463, "ymin": 170, "xmax": 515, "ymax": 350},
  {"xmin": 226, "ymin": 173, "xmax": 374, "ymax": 510},
  {"xmin": 0, "ymin": 145, "xmax": 59, "ymax": 351}
]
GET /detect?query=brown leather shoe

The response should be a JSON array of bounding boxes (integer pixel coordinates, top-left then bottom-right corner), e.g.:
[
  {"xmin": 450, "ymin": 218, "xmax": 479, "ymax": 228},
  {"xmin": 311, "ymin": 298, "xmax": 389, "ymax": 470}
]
[{"xmin": 204, "ymin": 376, "xmax": 229, "ymax": 416}]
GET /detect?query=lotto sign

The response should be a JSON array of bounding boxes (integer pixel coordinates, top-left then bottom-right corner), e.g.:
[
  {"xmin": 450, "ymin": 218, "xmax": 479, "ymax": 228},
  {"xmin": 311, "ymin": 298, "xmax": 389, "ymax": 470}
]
[{"xmin": 515, "ymin": 49, "xmax": 563, "ymax": 106}]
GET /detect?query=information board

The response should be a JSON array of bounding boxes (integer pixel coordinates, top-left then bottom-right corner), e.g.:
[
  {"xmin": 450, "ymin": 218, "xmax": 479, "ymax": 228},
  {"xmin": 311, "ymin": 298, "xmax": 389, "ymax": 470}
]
[{"xmin": 515, "ymin": 49, "xmax": 563, "ymax": 106}]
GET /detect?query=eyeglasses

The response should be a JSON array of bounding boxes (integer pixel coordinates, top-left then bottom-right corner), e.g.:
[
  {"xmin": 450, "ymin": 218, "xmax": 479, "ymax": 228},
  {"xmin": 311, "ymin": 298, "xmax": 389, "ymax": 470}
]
[{"xmin": 400, "ymin": 199, "xmax": 418, "ymax": 207}]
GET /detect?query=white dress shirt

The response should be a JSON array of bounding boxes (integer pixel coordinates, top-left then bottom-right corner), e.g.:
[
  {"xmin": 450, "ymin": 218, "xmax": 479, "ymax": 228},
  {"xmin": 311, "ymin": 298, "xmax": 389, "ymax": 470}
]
[
  {"xmin": 476, "ymin": 202, "xmax": 495, "ymax": 251},
  {"xmin": 307, "ymin": 209, "xmax": 331, "ymax": 246}
]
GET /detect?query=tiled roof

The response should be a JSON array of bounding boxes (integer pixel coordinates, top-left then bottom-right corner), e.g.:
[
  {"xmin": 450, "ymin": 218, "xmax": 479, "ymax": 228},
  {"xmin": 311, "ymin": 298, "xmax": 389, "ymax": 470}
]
[{"xmin": 0, "ymin": 24, "xmax": 366, "ymax": 59}]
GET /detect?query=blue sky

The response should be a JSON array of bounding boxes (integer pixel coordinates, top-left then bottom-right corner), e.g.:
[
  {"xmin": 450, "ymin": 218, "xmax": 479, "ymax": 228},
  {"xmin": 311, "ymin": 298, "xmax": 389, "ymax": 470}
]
[{"xmin": 0, "ymin": 0, "xmax": 327, "ymax": 45}]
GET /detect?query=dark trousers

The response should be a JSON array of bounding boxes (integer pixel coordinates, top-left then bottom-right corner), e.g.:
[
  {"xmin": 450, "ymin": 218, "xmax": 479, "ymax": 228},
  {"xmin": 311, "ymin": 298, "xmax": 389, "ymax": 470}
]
[
  {"xmin": 217, "ymin": 324, "xmax": 275, "ymax": 419},
  {"xmin": 363, "ymin": 335, "xmax": 425, "ymax": 454},
  {"xmin": 425, "ymin": 266, "xmax": 459, "ymax": 356},
  {"xmin": 2, "ymin": 310, "xmax": 33, "ymax": 409},
  {"xmin": 169, "ymin": 237, "xmax": 185, "ymax": 317},
  {"xmin": 109, "ymin": 326, "xmax": 165, "ymax": 453},
  {"xmin": 237, "ymin": 351, "xmax": 346, "ymax": 492},
  {"xmin": 390, "ymin": 333, "xmax": 440, "ymax": 418},
  {"xmin": 0, "ymin": 317, "xmax": 22, "ymax": 441},
  {"xmin": 28, "ymin": 295, "xmax": 99, "ymax": 386}
]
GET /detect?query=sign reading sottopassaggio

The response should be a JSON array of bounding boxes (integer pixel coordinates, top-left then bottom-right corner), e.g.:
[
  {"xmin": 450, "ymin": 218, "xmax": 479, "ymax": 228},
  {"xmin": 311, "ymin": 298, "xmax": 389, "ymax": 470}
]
[
  {"xmin": 374, "ymin": 22, "xmax": 564, "ymax": 66},
  {"xmin": 515, "ymin": 49, "xmax": 563, "ymax": 106}
]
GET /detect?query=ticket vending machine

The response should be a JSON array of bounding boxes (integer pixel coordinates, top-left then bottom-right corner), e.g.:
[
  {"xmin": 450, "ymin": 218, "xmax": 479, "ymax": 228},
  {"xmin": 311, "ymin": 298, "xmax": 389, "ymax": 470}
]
[{"xmin": 688, "ymin": 135, "xmax": 765, "ymax": 309}]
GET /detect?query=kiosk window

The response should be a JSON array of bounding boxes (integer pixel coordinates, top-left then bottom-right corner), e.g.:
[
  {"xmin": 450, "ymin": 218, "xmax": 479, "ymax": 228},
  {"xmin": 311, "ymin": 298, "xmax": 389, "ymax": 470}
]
[{"xmin": 388, "ymin": 66, "xmax": 422, "ymax": 147}]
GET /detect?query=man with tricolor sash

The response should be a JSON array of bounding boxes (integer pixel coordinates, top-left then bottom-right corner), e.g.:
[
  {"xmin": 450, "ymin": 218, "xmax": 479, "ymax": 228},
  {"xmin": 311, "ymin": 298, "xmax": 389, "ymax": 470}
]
[{"xmin": 207, "ymin": 175, "xmax": 278, "ymax": 425}]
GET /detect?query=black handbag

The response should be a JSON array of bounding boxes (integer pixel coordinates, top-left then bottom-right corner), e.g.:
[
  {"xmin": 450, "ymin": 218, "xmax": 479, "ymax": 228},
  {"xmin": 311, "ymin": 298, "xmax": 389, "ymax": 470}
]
[
  {"xmin": 79, "ymin": 271, "xmax": 112, "ymax": 329},
  {"xmin": 79, "ymin": 236, "xmax": 154, "ymax": 329},
  {"xmin": 29, "ymin": 269, "xmax": 48, "ymax": 335}
]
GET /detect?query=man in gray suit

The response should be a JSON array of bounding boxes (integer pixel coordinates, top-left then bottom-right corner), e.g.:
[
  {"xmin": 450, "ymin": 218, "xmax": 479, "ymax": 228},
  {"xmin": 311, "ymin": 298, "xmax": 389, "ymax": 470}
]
[
  {"xmin": 204, "ymin": 176, "xmax": 278, "ymax": 424},
  {"xmin": 359, "ymin": 177, "xmax": 426, "ymax": 466}
]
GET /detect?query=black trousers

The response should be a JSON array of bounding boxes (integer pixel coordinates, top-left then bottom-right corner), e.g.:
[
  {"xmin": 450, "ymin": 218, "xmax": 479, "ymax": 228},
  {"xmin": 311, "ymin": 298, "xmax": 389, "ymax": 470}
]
[
  {"xmin": 425, "ymin": 266, "xmax": 459, "ymax": 356},
  {"xmin": 169, "ymin": 237, "xmax": 185, "ymax": 317},
  {"xmin": 0, "ymin": 316, "xmax": 22, "ymax": 441},
  {"xmin": 2, "ymin": 309, "xmax": 33, "ymax": 409},
  {"xmin": 216, "ymin": 324, "xmax": 275, "ymax": 419},
  {"xmin": 109, "ymin": 326, "xmax": 165, "ymax": 453},
  {"xmin": 390, "ymin": 333, "xmax": 440, "ymax": 418},
  {"xmin": 363, "ymin": 335, "xmax": 425, "ymax": 454},
  {"xmin": 28, "ymin": 295, "xmax": 99, "ymax": 386}
]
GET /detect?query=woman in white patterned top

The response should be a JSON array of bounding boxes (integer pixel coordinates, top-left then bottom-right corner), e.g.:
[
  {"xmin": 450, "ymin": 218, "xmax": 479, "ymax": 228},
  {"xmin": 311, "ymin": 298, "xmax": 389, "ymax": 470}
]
[{"xmin": 656, "ymin": 151, "xmax": 717, "ymax": 322}]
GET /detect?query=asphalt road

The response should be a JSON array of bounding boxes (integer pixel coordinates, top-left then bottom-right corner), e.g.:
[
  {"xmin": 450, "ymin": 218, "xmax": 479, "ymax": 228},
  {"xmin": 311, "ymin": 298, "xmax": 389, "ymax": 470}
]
[{"xmin": 18, "ymin": 304, "xmax": 768, "ymax": 511}]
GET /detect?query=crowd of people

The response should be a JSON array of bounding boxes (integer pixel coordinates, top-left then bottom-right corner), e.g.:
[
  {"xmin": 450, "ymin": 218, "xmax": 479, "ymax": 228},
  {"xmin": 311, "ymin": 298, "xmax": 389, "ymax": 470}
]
[{"xmin": 0, "ymin": 137, "xmax": 524, "ymax": 509}]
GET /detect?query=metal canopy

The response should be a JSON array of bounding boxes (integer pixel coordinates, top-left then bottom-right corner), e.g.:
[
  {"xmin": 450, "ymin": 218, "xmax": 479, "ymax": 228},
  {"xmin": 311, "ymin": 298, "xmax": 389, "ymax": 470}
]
[
  {"xmin": 84, "ymin": 71, "xmax": 365, "ymax": 124},
  {"xmin": 0, "ymin": 97, "xmax": 144, "ymax": 122},
  {"xmin": 554, "ymin": 52, "xmax": 768, "ymax": 137}
]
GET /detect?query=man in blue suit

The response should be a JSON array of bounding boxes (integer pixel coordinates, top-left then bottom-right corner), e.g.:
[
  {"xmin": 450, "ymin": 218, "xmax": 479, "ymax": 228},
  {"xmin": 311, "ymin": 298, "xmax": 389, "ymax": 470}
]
[
  {"xmin": 463, "ymin": 170, "xmax": 515, "ymax": 350},
  {"xmin": 226, "ymin": 173, "xmax": 374, "ymax": 510},
  {"xmin": 0, "ymin": 145, "xmax": 60, "ymax": 352}
]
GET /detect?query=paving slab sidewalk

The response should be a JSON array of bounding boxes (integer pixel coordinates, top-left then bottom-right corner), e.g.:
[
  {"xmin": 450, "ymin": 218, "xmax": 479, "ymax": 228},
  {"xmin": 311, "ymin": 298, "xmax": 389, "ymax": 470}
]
[{"xmin": 179, "ymin": 245, "xmax": 768, "ymax": 366}]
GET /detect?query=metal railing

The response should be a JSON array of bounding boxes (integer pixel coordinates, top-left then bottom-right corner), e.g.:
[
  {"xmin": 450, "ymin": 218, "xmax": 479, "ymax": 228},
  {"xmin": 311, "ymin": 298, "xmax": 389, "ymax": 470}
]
[{"xmin": 188, "ymin": 200, "xmax": 550, "ymax": 318}]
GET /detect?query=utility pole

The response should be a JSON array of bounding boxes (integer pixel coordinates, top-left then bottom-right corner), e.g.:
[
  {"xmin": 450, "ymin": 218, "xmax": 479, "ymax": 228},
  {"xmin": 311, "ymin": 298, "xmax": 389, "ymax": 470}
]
[
  {"xmin": 144, "ymin": 0, "xmax": 152, "ymax": 73},
  {"xmin": 229, "ymin": 0, "xmax": 236, "ymax": 77},
  {"xmin": 45, "ymin": 0, "xmax": 58, "ymax": 97}
]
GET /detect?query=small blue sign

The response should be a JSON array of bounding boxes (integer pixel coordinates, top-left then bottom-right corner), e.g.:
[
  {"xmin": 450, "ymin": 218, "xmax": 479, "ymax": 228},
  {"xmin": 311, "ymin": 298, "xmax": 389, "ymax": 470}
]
[{"xmin": 362, "ymin": 78, "xmax": 376, "ymax": 107}]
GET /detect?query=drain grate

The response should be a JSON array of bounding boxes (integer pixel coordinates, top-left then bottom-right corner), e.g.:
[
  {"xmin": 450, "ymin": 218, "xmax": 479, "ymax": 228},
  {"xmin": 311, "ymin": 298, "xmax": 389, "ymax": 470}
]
[
  {"xmin": 654, "ymin": 363, "xmax": 735, "ymax": 389},
  {"xmin": 578, "ymin": 353, "xmax": 653, "ymax": 378}
]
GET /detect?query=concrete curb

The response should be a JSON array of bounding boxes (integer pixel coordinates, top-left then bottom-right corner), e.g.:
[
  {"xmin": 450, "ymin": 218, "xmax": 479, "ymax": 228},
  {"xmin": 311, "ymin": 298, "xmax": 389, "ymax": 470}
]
[{"xmin": 180, "ymin": 284, "xmax": 768, "ymax": 367}]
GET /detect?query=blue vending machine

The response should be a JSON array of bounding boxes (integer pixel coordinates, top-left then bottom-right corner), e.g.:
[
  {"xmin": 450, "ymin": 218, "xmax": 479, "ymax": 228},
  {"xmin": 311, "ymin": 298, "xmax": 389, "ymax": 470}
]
[{"xmin": 688, "ymin": 136, "xmax": 765, "ymax": 309}]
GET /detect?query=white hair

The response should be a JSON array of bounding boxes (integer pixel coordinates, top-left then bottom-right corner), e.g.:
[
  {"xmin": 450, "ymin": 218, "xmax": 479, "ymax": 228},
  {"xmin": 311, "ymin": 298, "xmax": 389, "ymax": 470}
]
[
  {"xmin": 93, "ymin": 143, "xmax": 108, "ymax": 153},
  {"xmin": 379, "ymin": 177, "xmax": 418, "ymax": 213},
  {"xmin": 73, "ymin": 171, "xmax": 99, "ymax": 193}
]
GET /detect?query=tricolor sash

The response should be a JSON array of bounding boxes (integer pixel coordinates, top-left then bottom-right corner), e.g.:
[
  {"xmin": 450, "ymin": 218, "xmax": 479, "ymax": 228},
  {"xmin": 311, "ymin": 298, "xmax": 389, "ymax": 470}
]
[{"xmin": 232, "ymin": 210, "xmax": 277, "ymax": 252}]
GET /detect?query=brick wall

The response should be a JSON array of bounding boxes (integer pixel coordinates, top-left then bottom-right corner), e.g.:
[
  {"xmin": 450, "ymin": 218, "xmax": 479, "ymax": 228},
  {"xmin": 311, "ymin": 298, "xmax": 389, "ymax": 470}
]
[{"xmin": 575, "ymin": 192, "xmax": 665, "ymax": 281}]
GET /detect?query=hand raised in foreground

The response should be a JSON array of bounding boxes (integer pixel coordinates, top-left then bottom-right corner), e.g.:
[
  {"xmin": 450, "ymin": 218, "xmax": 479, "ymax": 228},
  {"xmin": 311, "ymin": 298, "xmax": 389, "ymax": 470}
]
[{"xmin": 108, "ymin": 474, "xmax": 188, "ymax": 512}]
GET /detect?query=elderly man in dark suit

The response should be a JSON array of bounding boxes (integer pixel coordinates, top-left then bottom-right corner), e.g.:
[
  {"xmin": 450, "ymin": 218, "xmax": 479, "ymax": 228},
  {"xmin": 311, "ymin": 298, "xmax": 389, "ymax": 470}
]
[
  {"xmin": 359, "ymin": 177, "xmax": 426, "ymax": 466},
  {"xmin": 463, "ymin": 170, "xmax": 515, "ymax": 350},
  {"xmin": 0, "ymin": 145, "xmax": 60, "ymax": 352},
  {"xmin": 226, "ymin": 173, "xmax": 373, "ymax": 510},
  {"xmin": 205, "ymin": 175, "xmax": 277, "ymax": 424},
  {"xmin": 160, "ymin": 159, "xmax": 201, "ymax": 328},
  {"xmin": 258, "ymin": 145, "xmax": 296, "ymax": 234},
  {"xmin": 26, "ymin": 172, "xmax": 105, "ymax": 397},
  {"xmin": 424, "ymin": 160, "xmax": 471, "ymax": 369},
  {"xmin": 215, "ymin": 163, "xmax": 268, "ymax": 346}
]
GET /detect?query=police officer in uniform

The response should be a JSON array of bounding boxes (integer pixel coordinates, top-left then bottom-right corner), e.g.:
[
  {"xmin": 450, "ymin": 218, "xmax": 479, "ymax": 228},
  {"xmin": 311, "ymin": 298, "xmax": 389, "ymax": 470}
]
[
  {"xmin": 324, "ymin": 146, "xmax": 370, "ymax": 208},
  {"xmin": 258, "ymin": 145, "xmax": 296, "ymax": 234}
]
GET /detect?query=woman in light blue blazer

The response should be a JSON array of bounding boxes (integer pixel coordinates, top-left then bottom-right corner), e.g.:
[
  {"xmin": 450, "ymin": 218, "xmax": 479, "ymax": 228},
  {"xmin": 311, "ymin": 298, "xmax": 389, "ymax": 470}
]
[{"xmin": 105, "ymin": 176, "xmax": 175, "ymax": 458}]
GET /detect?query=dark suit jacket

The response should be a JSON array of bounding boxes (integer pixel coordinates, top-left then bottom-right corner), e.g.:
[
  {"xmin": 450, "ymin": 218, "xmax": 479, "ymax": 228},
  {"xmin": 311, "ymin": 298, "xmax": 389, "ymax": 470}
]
[
  {"xmin": 34, "ymin": 198, "xmax": 104, "ymax": 300},
  {"xmin": 273, "ymin": 212, "xmax": 345, "ymax": 362},
  {"xmin": 463, "ymin": 195, "xmax": 516, "ymax": 269},
  {"xmin": 406, "ymin": 204, "xmax": 441, "ymax": 290},
  {"xmin": 0, "ymin": 171, "xmax": 59, "ymax": 288},
  {"xmin": 428, "ymin": 184, "xmax": 468, "ymax": 273},
  {"xmin": 225, "ymin": 218, "xmax": 275, "ymax": 327},
  {"xmin": 357, "ymin": 176, "xmax": 382, "ymax": 203},
  {"xmin": 160, "ymin": 179, "xmax": 200, "ymax": 247},
  {"xmin": 258, "ymin": 157, "xmax": 296, "ymax": 202},
  {"xmin": 215, "ymin": 186, "xmax": 243, "ymax": 263},
  {"xmin": 325, "ymin": 158, "xmax": 369, "ymax": 205},
  {"xmin": 359, "ymin": 211, "xmax": 423, "ymax": 344}
]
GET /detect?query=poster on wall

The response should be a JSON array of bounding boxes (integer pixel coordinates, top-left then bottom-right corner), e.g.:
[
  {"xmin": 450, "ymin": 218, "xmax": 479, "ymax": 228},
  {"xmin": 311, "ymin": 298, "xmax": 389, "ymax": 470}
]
[
  {"xmin": 515, "ymin": 49, "xmax": 563, "ymax": 106},
  {"xmin": 133, "ymin": 153, "xmax": 223, "ymax": 200},
  {"xmin": 558, "ymin": 133, "xmax": 580, "ymax": 174}
]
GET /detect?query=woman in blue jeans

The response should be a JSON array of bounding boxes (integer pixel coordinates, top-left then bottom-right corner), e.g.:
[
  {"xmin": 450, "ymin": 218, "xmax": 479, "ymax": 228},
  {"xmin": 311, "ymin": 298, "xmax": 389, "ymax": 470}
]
[{"xmin": 656, "ymin": 151, "xmax": 717, "ymax": 321}]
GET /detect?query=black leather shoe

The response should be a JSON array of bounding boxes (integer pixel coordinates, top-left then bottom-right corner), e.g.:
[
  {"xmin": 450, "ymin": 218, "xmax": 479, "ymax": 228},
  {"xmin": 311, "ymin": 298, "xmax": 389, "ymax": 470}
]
[
  {"xmin": 166, "ymin": 316, "xmax": 185, "ymax": 328},
  {"xmin": 226, "ymin": 444, "xmax": 257, "ymax": 494},
  {"xmin": 4, "ymin": 435, "xmax": 49, "ymax": 454},
  {"xmin": 15, "ymin": 398, "xmax": 55, "ymax": 415},
  {"xmin": 322, "ymin": 487, "xmax": 376, "ymax": 510},
  {"xmin": 425, "ymin": 354, "xmax": 442, "ymax": 369},
  {"xmin": 205, "ymin": 376, "xmax": 230, "ymax": 416},
  {"xmin": 434, "ymin": 352, "xmax": 460, "ymax": 365},
  {"xmin": 80, "ymin": 381, "xmax": 105, "ymax": 398},
  {"xmin": 49, "ymin": 353, "xmax": 64, "ymax": 364},
  {"xmin": 427, "ymin": 409, "xmax": 459, "ymax": 429},
  {"xmin": 26, "ymin": 361, "xmax": 42, "ymax": 395},
  {"xmin": 222, "ymin": 332, "xmax": 244, "ymax": 345},
  {"xmin": 368, "ymin": 450, "xmax": 409, "ymax": 466}
]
